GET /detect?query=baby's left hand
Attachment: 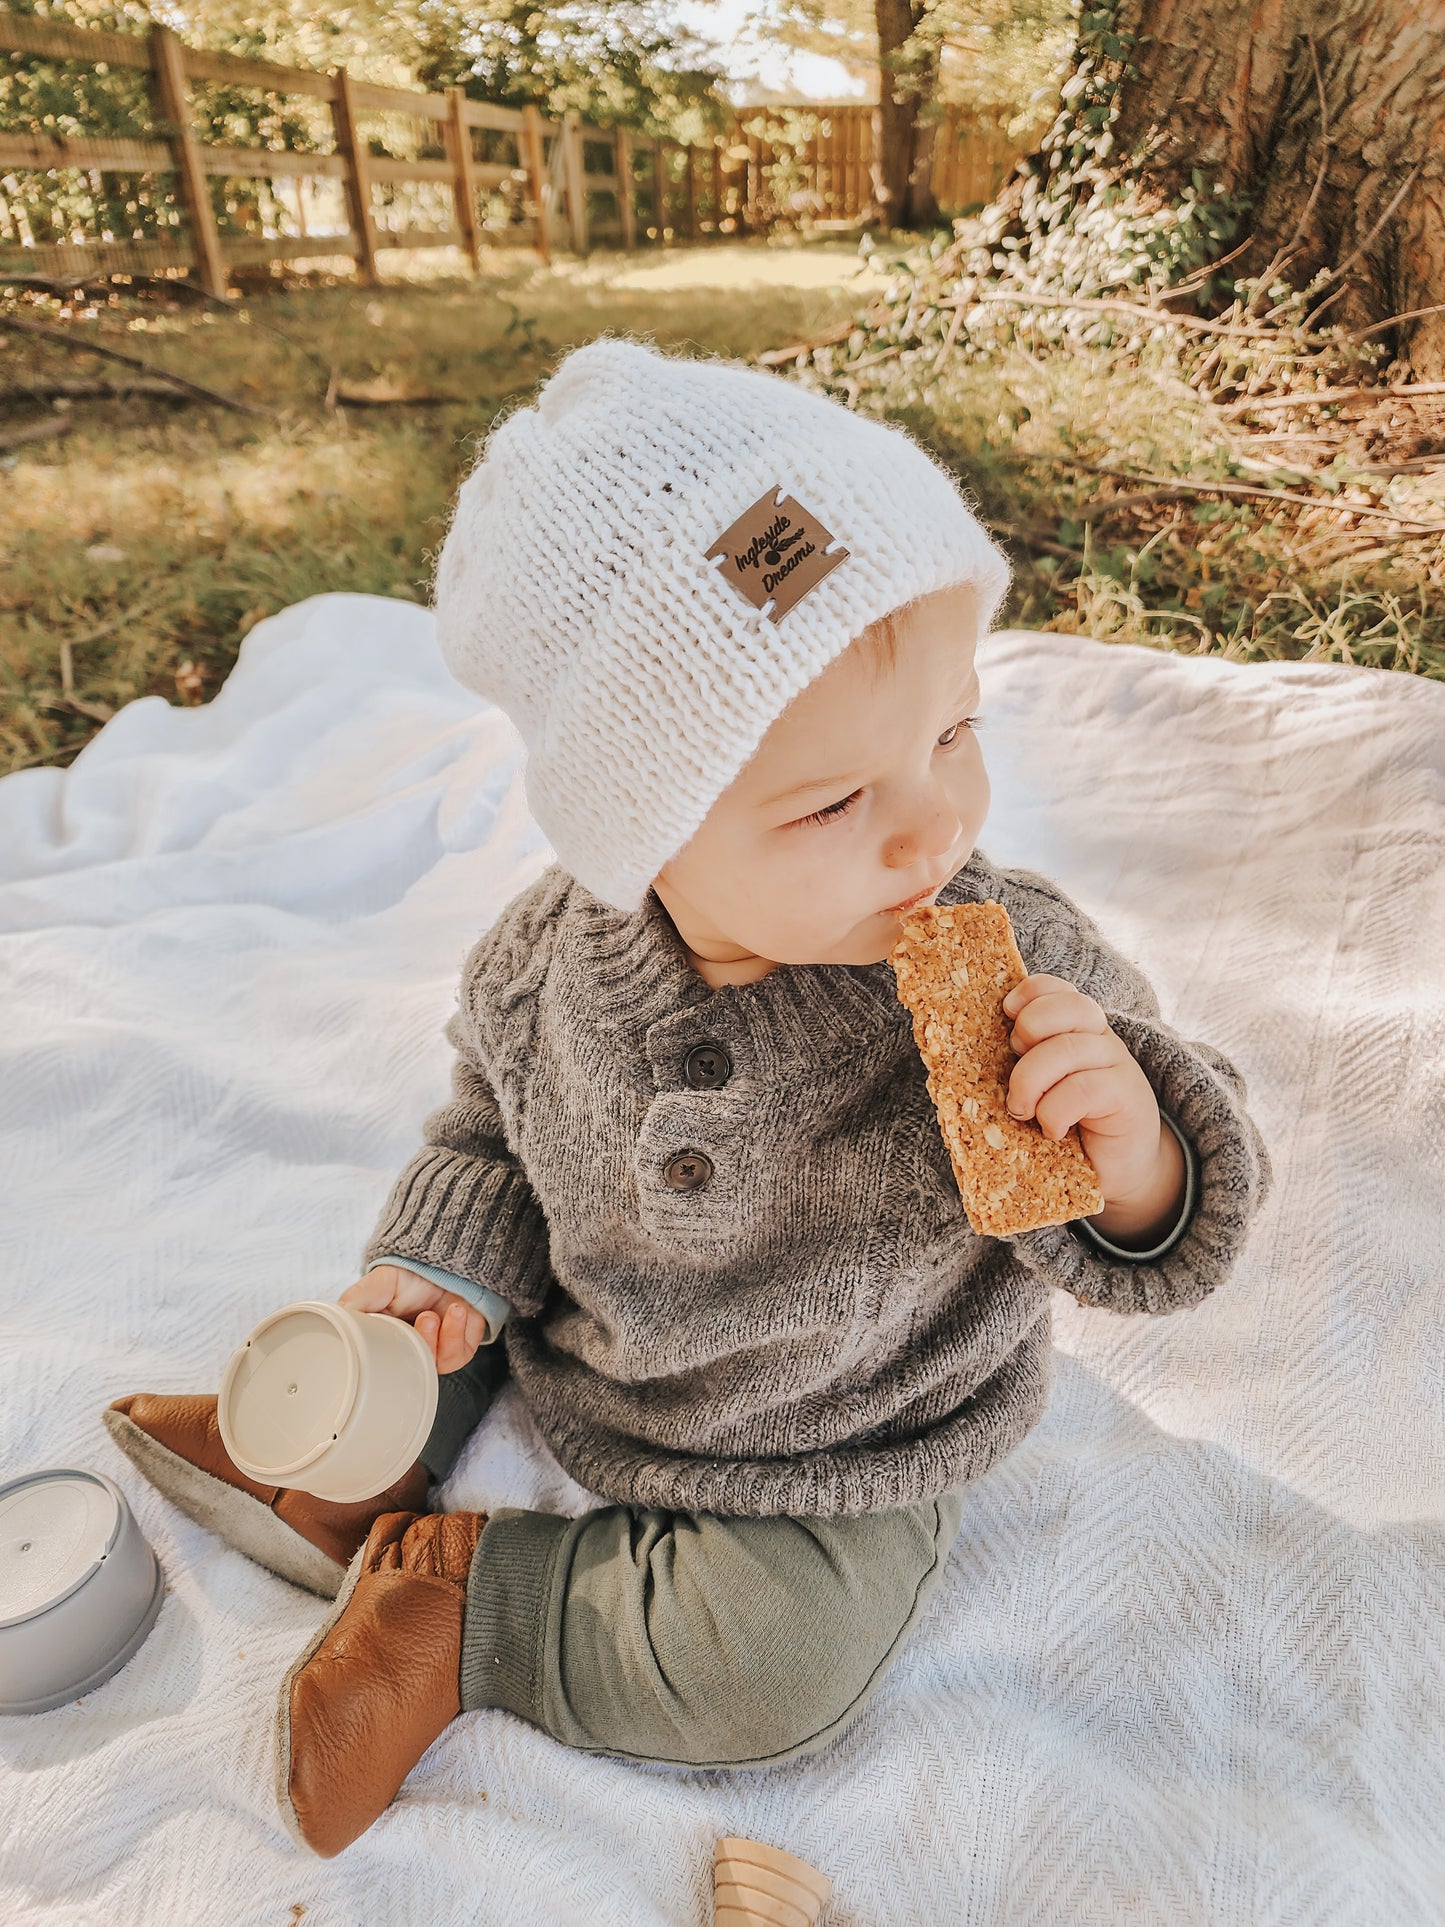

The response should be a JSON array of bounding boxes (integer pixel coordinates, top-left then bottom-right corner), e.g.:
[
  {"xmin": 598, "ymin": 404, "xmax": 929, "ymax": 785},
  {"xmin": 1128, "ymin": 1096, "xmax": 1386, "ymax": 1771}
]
[{"xmin": 1000, "ymin": 973, "xmax": 1162, "ymax": 1209}]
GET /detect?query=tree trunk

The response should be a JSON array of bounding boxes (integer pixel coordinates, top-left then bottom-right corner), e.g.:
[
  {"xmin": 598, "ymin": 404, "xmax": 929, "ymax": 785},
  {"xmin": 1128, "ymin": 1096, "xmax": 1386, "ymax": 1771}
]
[
  {"xmin": 876, "ymin": 0, "xmax": 940, "ymax": 228},
  {"xmin": 1104, "ymin": 0, "xmax": 1445, "ymax": 372}
]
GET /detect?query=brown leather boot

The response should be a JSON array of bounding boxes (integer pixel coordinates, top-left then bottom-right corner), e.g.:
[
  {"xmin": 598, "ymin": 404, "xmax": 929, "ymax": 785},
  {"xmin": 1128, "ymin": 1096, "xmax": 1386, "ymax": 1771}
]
[
  {"xmin": 277, "ymin": 1508, "xmax": 486, "ymax": 1858},
  {"xmin": 103, "ymin": 1393, "xmax": 431, "ymax": 1599}
]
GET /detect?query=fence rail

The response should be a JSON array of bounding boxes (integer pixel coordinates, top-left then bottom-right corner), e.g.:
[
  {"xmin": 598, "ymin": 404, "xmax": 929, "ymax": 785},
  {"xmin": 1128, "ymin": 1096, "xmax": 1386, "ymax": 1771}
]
[{"xmin": 0, "ymin": 16, "xmax": 1027, "ymax": 293}]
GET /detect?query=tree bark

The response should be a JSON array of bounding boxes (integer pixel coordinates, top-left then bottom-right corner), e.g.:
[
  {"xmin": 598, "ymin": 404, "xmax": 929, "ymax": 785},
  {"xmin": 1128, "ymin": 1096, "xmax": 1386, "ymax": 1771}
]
[
  {"xmin": 1104, "ymin": 0, "xmax": 1445, "ymax": 372},
  {"xmin": 876, "ymin": 0, "xmax": 940, "ymax": 228}
]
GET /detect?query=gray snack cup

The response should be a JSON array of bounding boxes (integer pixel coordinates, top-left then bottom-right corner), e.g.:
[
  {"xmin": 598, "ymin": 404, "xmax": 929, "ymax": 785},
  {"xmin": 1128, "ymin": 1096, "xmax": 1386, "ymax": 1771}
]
[
  {"xmin": 216, "ymin": 1300, "xmax": 439, "ymax": 1505},
  {"xmin": 0, "ymin": 1468, "xmax": 165, "ymax": 1716}
]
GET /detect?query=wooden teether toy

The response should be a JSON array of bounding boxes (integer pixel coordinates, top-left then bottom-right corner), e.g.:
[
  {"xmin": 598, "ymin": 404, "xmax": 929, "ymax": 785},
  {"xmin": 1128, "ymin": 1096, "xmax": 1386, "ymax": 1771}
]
[{"xmin": 713, "ymin": 1836, "xmax": 831, "ymax": 1926}]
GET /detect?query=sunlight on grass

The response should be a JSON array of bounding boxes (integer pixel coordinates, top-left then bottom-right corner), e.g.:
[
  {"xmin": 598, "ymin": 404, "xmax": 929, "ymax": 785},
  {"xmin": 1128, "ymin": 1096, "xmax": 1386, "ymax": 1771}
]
[
  {"xmin": 2, "ymin": 241, "xmax": 884, "ymax": 773},
  {"xmin": 5, "ymin": 237, "xmax": 1442, "ymax": 779}
]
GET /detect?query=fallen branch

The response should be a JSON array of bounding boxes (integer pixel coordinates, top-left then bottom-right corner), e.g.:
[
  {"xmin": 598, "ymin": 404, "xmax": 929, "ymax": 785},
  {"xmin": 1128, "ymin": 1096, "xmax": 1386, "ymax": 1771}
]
[
  {"xmin": 848, "ymin": 345, "xmax": 902, "ymax": 374},
  {"xmin": 1072, "ymin": 489, "xmax": 1183, "ymax": 523},
  {"xmin": 43, "ymin": 692, "xmax": 114, "ymax": 725},
  {"xmin": 1044, "ymin": 458, "xmax": 1445, "ymax": 535},
  {"xmin": 332, "ymin": 377, "xmax": 463, "ymax": 406},
  {"xmin": 1303, "ymin": 158, "xmax": 1427, "ymax": 329},
  {"xmin": 755, "ymin": 309, "xmax": 891, "ymax": 366},
  {"xmin": 1165, "ymin": 235, "xmax": 1260, "ymax": 302},
  {"xmin": 0, "ymin": 416, "xmax": 71, "ymax": 451},
  {"xmin": 0, "ymin": 377, "xmax": 190, "ymax": 403},
  {"xmin": 949, "ymin": 288, "xmax": 1342, "ymax": 346},
  {"xmin": 1220, "ymin": 381, "xmax": 1445, "ymax": 415},
  {"xmin": 984, "ymin": 517, "xmax": 1082, "ymax": 563},
  {"xmin": 0, "ymin": 312, "xmax": 271, "ymax": 416},
  {"xmin": 1354, "ymin": 301, "xmax": 1445, "ymax": 341},
  {"xmin": 0, "ymin": 272, "xmax": 91, "ymax": 295}
]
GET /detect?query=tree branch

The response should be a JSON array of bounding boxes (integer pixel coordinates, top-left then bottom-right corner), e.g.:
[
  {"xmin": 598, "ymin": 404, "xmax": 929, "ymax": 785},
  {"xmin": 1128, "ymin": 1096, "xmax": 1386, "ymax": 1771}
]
[
  {"xmin": 0, "ymin": 312, "xmax": 271, "ymax": 416},
  {"xmin": 1040, "ymin": 458, "xmax": 1445, "ymax": 534}
]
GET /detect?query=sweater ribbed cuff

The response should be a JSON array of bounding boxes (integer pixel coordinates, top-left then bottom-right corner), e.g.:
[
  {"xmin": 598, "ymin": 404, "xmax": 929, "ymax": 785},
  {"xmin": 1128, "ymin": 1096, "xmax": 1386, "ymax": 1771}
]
[
  {"xmin": 459, "ymin": 1507, "xmax": 573, "ymax": 1724},
  {"xmin": 1014, "ymin": 1009, "xmax": 1272, "ymax": 1316},
  {"xmin": 363, "ymin": 1145, "xmax": 552, "ymax": 1316},
  {"xmin": 1072, "ymin": 1110, "xmax": 1198, "ymax": 1263},
  {"xmin": 371, "ymin": 1253, "xmax": 511, "ymax": 1339}
]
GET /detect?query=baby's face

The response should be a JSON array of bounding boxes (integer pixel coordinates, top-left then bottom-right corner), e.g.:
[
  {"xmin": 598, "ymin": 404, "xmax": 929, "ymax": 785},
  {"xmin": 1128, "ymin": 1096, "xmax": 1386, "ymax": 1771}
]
[{"xmin": 654, "ymin": 581, "xmax": 987, "ymax": 976}]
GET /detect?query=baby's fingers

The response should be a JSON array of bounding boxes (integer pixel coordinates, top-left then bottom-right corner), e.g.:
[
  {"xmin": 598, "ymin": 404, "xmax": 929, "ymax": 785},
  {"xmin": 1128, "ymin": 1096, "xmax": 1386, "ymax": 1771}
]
[
  {"xmin": 1007, "ymin": 1030, "xmax": 1120, "ymax": 1129},
  {"xmin": 338, "ymin": 1265, "xmax": 404, "ymax": 1315},
  {"xmin": 419, "ymin": 1300, "xmax": 487, "ymax": 1374},
  {"xmin": 1005, "ymin": 985, "xmax": 1109, "ymax": 1052}
]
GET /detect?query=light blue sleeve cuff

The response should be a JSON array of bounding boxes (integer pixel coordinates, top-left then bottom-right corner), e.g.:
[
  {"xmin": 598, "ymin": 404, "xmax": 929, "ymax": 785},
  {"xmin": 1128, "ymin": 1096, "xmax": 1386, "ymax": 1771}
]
[
  {"xmin": 1072, "ymin": 1110, "xmax": 1198, "ymax": 1264},
  {"xmin": 372, "ymin": 1254, "xmax": 511, "ymax": 1340}
]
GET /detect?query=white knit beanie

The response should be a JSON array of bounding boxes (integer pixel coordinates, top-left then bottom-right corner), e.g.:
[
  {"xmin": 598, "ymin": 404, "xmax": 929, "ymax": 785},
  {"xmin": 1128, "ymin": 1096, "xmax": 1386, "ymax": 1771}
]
[{"xmin": 434, "ymin": 335, "xmax": 1010, "ymax": 912}]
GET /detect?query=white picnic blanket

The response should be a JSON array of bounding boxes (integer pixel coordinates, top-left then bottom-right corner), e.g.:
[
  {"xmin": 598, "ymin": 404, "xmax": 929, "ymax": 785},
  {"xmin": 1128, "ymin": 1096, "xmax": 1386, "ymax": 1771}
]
[{"xmin": 2, "ymin": 592, "xmax": 1442, "ymax": 1926}]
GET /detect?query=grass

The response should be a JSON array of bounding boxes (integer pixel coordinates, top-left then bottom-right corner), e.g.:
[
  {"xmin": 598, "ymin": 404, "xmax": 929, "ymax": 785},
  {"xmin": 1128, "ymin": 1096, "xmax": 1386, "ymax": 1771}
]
[
  {"xmin": 0, "ymin": 238, "xmax": 893, "ymax": 776},
  {"xmin": 3, "ymin": 235, "xmax": 1442, "ymax": 780}
]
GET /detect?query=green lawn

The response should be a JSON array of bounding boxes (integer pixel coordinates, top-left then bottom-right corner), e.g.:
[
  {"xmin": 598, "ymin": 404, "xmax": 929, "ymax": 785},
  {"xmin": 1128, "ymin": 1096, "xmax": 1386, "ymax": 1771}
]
[
  {"xmin": 0, "ymin": 239, "xmax": 893, "ymax": 776},
  {"xmin": 3, "ymin": 234, "xmax": 1439, "ymax": 780}
]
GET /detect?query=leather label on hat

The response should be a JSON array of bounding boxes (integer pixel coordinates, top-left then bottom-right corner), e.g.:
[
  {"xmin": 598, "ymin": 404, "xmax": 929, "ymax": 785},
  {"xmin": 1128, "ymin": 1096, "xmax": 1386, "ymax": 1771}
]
[{"xmin": 705, "ymin": 486, "xmax": 849, "ymax": 621}]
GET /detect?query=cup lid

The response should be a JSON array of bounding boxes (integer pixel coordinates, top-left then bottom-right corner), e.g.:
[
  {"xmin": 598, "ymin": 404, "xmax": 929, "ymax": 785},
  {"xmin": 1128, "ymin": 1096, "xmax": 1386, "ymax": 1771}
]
[
  {"xmin": 219, "ymin": 1303, "xmax": 358, "ymax": 1481},
  {"xmin": 0, "ymin": 1471, "xmax": 123, "ymax": 1629}
]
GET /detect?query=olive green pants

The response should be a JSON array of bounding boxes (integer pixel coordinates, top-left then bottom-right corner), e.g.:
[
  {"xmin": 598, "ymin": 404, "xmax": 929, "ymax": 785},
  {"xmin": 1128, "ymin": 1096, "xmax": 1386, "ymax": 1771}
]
[{"xmin": 422, "ymin": 1348, "xmax": 965, "ymax": 1768}]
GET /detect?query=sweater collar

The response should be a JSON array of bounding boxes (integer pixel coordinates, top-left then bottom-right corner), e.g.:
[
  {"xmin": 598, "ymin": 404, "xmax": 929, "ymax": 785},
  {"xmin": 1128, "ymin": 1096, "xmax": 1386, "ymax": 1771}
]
[{"xmin": 572, "ymin": 853, "xmax": 997, "ymax": 1074}]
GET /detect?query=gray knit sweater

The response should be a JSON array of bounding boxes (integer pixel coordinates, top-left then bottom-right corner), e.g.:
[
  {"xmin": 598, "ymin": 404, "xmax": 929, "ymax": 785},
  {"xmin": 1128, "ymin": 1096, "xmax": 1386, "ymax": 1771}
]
[{"xmin": 364, "ymin": 852, "xmax": 1272, "ymax": 1516}]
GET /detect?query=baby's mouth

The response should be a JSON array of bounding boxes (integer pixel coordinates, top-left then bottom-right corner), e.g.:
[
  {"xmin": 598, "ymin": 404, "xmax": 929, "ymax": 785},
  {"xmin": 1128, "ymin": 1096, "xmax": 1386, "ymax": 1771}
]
[
  {"xmin": 882, "ymin": 879, "xmax": 944, "ymax": 917},
  {"xmin": 881, "ymin": 850, "xmax": 969, "ymax": 918}
]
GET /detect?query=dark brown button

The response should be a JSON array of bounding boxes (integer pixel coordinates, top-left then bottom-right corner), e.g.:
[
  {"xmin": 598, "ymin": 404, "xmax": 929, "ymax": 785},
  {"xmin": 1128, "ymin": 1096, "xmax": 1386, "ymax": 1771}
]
[
  {"xmin": 683, "ymin": 1043, "xmax": 731, "ymax": 1090},
  {"xmin": 663, "ymin": 1150, "xmax": 713, "ymax": 1192}
]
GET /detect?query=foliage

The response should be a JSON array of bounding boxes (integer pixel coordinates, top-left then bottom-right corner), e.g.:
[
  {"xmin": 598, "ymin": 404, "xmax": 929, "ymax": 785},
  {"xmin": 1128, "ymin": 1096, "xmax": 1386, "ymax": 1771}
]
[
  {"xmin": 404, "ymin": 2, "xmax": 726, "ymax": 139},
  {"xmin": 753, "ymin": 0, "xmax": 1069, "ymax": 136},
  {"xmin": 907, "ymin": 0, "xmax": 1071, "ymax": 140},
  {"xmin": 955, "ymin": 0, "xmax": 1252, "ymax": 300},
  {"xmin": 0, "ymin": 0, "xmax": 729, "ymax": 257},
  {"xmin": 776, "ymin": 264, "xmax": 1440, "ymax": 682},
  {"xmin": 0, "ymin": 2, "xmax": 179, "ymax": 248}
]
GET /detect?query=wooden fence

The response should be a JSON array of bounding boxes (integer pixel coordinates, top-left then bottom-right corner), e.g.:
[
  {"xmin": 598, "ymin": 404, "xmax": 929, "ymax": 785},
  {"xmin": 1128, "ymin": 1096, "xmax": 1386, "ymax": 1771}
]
[{"xmin": 0, "ymin": 17, "xmax": 1028, "ymax": 294}]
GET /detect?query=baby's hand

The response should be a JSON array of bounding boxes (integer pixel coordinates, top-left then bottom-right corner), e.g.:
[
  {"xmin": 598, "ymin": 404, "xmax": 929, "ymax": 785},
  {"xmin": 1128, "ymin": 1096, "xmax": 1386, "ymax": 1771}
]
[
  {"xmin": 339, "ymin": 1264, "xmax": 488, "ymax": 1373},
  {"xmin": 1000, "ymin": 974, "xmax": 1178, "ymax": 1230}
]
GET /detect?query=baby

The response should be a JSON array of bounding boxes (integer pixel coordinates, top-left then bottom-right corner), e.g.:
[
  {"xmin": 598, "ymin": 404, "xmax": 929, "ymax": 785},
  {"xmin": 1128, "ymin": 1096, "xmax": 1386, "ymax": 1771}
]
[{"xmin": 105, "ymin": 337, "xmax": 1272, "ymax": 1858}]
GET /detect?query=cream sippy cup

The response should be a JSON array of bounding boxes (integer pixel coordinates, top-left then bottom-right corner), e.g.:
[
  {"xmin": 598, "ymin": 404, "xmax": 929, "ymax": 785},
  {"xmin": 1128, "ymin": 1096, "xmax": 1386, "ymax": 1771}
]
[{"xmin": 216, "ymin": 1301, "xmax": 438, "ymax": 1504}]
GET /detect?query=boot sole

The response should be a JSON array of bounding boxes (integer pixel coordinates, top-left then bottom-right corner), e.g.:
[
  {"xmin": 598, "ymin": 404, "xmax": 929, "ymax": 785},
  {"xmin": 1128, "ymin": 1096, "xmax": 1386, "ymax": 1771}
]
[
  {"xmin": 102, "ymin": 1407, "xmax": 346, "ymax": 1601},
  {"xmin": 274, "ymin": 1536, "xmax": 370, "ymax": 1854}
]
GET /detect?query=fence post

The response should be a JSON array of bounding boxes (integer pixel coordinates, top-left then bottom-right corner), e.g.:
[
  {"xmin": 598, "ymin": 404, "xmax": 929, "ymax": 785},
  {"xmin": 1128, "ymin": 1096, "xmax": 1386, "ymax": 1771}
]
[
  {"xmin": 445, "ymin": 86, "xmax": 483, "ymax": 271},
  {"xmin": 711, "ymin": 141, "xmax": 723, "ymax": 233},
  {"xmin": 520, "ymin": 105, "xmax": 549, "ymax": 264},
  {"xmin": 651, "ymin": 139, "xmax": 667, "ymax": 242},
  {"xmin": 331, "ymin": 68, "xmax": 377, "ymax": 286},
  {"xmin": 148, "ymin": 25, "xmax": 226, "ymax": 299},
  {"xmin": 613, "ymin": 126, "xmax": 636, "ymax": 250},
  {"xmin": 684, "ymin": 144, "xmax": 697, "ymax": 240},
  {"xmin": 562, "ymin": 108, "xmax": 588, "ymax": 253}
]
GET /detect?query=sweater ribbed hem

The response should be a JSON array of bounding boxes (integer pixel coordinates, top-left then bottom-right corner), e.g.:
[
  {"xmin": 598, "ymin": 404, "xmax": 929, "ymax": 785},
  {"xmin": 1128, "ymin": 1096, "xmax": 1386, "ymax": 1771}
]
[
  {"xmin": 505, "ymin": 1303, "xmax": 1053, "ymax": 1517},
  {"xmin": 460, "ymin": 1507, "xmax": 572, "ymax": 1723}
]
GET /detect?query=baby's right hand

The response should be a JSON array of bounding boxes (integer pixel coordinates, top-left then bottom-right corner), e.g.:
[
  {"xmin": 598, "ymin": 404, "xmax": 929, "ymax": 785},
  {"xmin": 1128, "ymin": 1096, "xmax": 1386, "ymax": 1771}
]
[{"xmin": 340, "ymin": 1264, "xmax": 488, "ymax": 1374}]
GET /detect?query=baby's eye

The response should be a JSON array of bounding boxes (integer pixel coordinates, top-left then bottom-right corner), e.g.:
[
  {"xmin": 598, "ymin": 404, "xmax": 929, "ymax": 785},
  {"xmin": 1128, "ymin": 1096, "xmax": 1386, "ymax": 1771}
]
[
  {"xmin": 798, "ymin": 789, "xmax": 862, "ymax": 828},
  {"xmin": 938, "ymin": 713, "xmax": 983, "ymax": 748}
]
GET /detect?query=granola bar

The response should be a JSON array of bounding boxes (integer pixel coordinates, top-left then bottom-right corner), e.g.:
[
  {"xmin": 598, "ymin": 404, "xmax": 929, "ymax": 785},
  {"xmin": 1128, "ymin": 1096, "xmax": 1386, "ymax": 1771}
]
[{"xmin": 889, "ymin": 899, "xmax": 1105, "ymax": 1236}]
